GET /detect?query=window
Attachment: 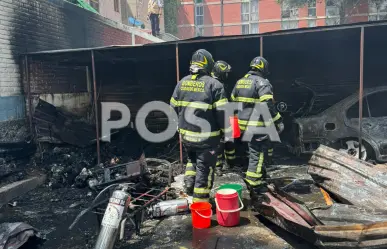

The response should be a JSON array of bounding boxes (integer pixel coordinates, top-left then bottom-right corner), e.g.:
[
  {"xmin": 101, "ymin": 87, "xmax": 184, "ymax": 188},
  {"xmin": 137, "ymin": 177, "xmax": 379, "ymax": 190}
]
[
  {"xmin": 281, "ymin": 4, "xmax": 298, "ymax": 19},
  {"xmin": 241, "ymin": 3, "xmax": 250, "ymax": 22},
  {"xmin": 347, "ymin": 91, "xmax": 387, "ymax": 119},
  {"xmin": 194, "ymin": 0, "xmax": 203, "ymax": 37},
  {"xmin": 308, "ymin": 0, "xmax": 316, "ymax": 17},
  {"xmin": 195, "ymin": 27, "xmax": 204, "ymax": 36},
  {"xmin": 368, "ymin": 0, "xmax": 387, "ymax": 21},
  {"xmin": 308, "ymin": 20, "xmax": 316, "ymax": 27},
  {"xmin": 241, "ymin": 0, "xmax": 259, "ymax": 22},
  {"xmin": 114, "ymin": 0, "xmax": 120, "ymax": 13},
  {"xmin": 326, "ymin": 0, "xmax": 340, "ymax": 25},
  {"xmin": 242, "ymin": 24, "xmax": 249, "ymax": 35},
  {"xmin": 281, "ymin": 2, "xmax": 298, "ymax": 30},
  {"xmin": 195, "ymin": 5, "xmax": 204, "ymax": 26},
  {"xmin": 241, "ymin": 0, "xmax": 259, "ymax": 34},
  {"xmin": 250, "ymin": 0, "xmax": 259, "ymax": 21},
  {"xmin": 90, "ymin": 0, "xmax": 99, "ymax": 12},
  {"xmin": 281, "ymin": 20, "xmax": 298, "ymax": 30},
  {"xmin": 250, "ymin": 23, "xmax": 258, "ymax": 33}
]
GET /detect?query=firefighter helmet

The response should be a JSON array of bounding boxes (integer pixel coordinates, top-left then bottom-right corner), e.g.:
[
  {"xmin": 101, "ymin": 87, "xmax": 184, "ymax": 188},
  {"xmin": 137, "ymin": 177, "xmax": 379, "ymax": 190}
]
[
  {"xmin": 211, "ymin": 60, "xmax": 231, "ymax": 82},
  {"xmin": 250, "ymin": 56, "xmax": 269, "ymax": 76},
  {"xmin": 190, "ymin": 49, "xmax": 215, "ymax": 74}
]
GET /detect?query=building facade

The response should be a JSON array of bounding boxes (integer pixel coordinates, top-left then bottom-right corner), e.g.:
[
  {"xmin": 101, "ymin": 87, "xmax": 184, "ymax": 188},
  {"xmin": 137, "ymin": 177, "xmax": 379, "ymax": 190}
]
[
  {"xmin": 86, "ymin": 0, "xmax": 165, "ymax": 33},
  {"xmin": 177, "ymin": 0, "xmax": 387, "ymax": 39}
]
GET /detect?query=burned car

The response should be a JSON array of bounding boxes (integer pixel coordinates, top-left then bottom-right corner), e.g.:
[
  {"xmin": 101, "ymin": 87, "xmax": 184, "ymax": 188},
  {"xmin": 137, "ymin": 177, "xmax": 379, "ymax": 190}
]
[{"xmin": 288, "ymin": 86, "xmax": 387, "ymax": 162}]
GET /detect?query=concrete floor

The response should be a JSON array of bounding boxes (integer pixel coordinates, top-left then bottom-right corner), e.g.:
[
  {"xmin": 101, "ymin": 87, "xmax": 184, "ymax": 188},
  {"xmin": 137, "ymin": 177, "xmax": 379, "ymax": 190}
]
[{"xmin": 121, "ymin": 209, "xmax": 314, "ymax": 249}]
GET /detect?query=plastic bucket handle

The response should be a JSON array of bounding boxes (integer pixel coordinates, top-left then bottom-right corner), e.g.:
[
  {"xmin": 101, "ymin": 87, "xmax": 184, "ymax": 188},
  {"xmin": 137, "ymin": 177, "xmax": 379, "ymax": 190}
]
[
  {"xmin": 194, "ymin": 209, "xmax": 213, "ymax": 219},
  {"xmin": 215, "ymin": 194, "xmax": 244, "ymax": 213}
]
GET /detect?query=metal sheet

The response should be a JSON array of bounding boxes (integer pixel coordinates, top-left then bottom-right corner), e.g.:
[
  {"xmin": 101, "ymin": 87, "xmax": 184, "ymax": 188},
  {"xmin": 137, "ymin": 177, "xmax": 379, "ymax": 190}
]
[
  {"xmin": 308, "ymin": 145, "xmax": 387, "ymax": 209},
  {"xmin": 260, "ymin": 189, "xmax": 387, "ymax": 248}
]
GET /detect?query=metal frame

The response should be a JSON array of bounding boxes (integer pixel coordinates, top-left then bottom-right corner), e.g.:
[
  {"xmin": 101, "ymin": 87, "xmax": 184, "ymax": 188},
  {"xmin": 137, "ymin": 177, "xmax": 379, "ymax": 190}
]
[
  {"xmin": 25, "ymin": 55, "xmax": 33, "ymax": 135},
  {"xmin": 358, "ymin": 27, "xmax": 365, "ymax": 159},
  {"xmin": 175, "ymin": 44, "xmax": 183, "ymax": 166},
  {"xmin": 23, "ymin": 20, "xmax": 374, "ymax": 167},
  {"xmin": 91, "ymin": 50, "xmax": 101, "ymax": 165}
]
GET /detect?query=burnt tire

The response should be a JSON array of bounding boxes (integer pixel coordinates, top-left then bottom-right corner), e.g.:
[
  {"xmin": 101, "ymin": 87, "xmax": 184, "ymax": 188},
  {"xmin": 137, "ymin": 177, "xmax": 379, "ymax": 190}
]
[{"xmin": 334, "ymin": 139, "xmax": 374, "ymax": 161}]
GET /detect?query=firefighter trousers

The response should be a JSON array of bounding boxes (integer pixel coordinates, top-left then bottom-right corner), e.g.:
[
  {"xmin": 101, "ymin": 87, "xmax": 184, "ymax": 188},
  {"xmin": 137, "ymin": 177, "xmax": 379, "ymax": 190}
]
[
  {"xmin": 266, "ymin": 141, "xmax": 274, "ymax": 166},
  {"xmin": 184, "ymin": 146, "xmax": 217, "ymax": 203},
  {"xmin": 245, "ymin": 136, "xmax": 268, "ymax": 193},
  {"xmin": 216, "ymin": 140, "xmax": 236, "ymax": 169}
]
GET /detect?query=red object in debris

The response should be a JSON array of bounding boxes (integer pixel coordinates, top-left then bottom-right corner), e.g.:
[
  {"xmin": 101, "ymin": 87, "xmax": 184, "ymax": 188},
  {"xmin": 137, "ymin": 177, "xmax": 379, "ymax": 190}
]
[
  {"xmin": 230, "ymin": 116, "xmax": 241, "ymax": 138},
  {"xmin": 190, "ymin": 202, "xmax": 212, "ymax": 229},
  {"xmin": 215, "ymin": 189, "xmax": 243, "ymax": 227}
]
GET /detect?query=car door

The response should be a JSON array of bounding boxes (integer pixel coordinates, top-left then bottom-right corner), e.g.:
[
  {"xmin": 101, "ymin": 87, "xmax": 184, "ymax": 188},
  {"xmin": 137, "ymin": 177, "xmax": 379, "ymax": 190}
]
[{"xmin": 345, "ymin": 90, "xmax": 387, "ymax": 149}]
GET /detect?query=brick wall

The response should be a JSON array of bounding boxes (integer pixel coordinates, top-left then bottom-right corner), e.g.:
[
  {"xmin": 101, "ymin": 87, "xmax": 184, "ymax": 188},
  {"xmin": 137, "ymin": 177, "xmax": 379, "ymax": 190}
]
[{"xmin": 0, "ymin": 0, "xmax": 161, "ymax": 122}]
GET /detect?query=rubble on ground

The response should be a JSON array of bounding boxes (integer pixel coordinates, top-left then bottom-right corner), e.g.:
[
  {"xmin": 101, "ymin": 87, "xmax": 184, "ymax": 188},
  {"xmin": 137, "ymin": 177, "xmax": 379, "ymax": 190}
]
[
  {"xmin": 33, "ymin": 99, "xmax": 96, "ymax": 147},
  {"xmin": 0, "ymin": 222, "xmax": 44, "ymax": 249},
  {"xmin": 258, "ymin": 145, "xmax": 387, "ymax": 248},
  {"xmin": 0, "ymin": 120, "xmax": 29, "ymax": 143}
]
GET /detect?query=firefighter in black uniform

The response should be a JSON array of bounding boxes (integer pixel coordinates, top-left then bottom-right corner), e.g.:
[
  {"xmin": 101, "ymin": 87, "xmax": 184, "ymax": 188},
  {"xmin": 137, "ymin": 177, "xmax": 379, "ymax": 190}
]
[
  {"xmin": 231, "ymin": 56, "xmax": 284, "ymax": 202},
  {"xmin": 211, "ymin": 60, "xmax": 236, "ymax": 176},
  {"xmin": 170, "ymin": 49, "xmax": 231, "ymax": 203}
]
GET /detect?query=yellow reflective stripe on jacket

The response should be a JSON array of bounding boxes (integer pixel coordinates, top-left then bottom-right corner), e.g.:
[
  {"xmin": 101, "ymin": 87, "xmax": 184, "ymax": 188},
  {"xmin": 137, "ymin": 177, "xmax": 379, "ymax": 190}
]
[
  {"xmin": 231, "ymin": 94, "xmax": 236, "ymax": 101},
  {"xmin": 238, "ymin": 119, "xmax": 265, "ymax": 127},
  {"xmin": 213, "ymin": 98, "xmax": 228, "ymax": 108},
  {"xmin": 179, "ymin": 129, "xmax": 221, "ymax": 137},
  {"xmin": 259, "ymin": 94, "xmax": 274, "ymax": 102},
  {"xmin": 232, "ymin": 97, "xmax": 260, "ymax": 103},
  {"xmin": 221, "ymin": 126, "xmax": 232, "ymax": 133},
  {"xmin": 238, "ymin": 118, "xmax": 280, "ymax": 127},
  {"xmin": 273, "ymin": 112, "xmax": 282, "ymax": 122},
  {"xmin": 171, "ymin": 100, "xmax": 213, "ymax": 110},
  {"xmin": 170, "ymin": 97, "xmax": 178, "ymax": 106}
]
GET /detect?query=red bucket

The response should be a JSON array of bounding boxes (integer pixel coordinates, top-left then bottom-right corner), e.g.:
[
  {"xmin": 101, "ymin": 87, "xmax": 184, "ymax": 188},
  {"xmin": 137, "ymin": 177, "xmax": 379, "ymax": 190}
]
[
  {"xmin": 229, "ymin": 116, "xmax": 241, "ymax": 138},
  {"xmin": 215, "ymin": 189, "xmax": 244, "ymax": 227},
  {"xmin": 190, "ymin": 202, "xmax": 213, "ymax": 229}
]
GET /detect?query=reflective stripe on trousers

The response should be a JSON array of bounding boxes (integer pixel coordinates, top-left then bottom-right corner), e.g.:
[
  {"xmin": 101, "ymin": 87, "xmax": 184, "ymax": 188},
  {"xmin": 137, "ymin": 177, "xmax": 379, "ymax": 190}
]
[
  {"xmin": 245, "ymin": 137, "xmax": 268, "ymax": 188},
  {"xmin": 216, "ymin": 141, "xmax": 236, "ymax": 168},
  {"xmin": 268, "ymin": 148, "xmax": 274, "ymax": 157},
  {"xmin": 184, "ymin": 150, "xmax": 197, "ymax": 189},
  {"xmin": 184, "ymin": 146, "xmax": 217, "ymax": 202}
]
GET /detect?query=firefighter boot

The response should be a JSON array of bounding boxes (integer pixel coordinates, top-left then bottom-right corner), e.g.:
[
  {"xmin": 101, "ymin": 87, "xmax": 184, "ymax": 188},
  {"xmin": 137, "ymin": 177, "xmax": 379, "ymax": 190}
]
[
  {"xmin": 215, "ymin": 166, "xmax": 223, "ymax": 177},
  {"xmin": 184, "ymin": 181, "xmax": 194, "ymax": 196},
  {"xmin": 250, "ymin": 184, "xmax": 270, "ymax": 210}
]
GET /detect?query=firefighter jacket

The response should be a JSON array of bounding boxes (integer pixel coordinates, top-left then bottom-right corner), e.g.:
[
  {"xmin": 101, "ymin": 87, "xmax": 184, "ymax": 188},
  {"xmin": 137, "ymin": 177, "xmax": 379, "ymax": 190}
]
[
  {"xmin": 148, "ymin": 0, "xmax": 162, "ymax": 15},
  {"xmin": 231, "ymin": 71, "xmax": 282, "ymax": 132},
  {"xmin": 170, "ymin": 73, "xmax": 232, "ymax": 148}
]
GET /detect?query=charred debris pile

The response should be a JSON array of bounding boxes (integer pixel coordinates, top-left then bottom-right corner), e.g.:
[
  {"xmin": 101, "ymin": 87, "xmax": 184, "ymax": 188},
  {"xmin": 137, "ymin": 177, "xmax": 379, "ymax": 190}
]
[
  {"xmin": 0, "ymin": 99, "xmax": 181, "ymax": 190},
  {"xmin": 260, "ymin": 145, "xmax": 387, "ymax": 248}
]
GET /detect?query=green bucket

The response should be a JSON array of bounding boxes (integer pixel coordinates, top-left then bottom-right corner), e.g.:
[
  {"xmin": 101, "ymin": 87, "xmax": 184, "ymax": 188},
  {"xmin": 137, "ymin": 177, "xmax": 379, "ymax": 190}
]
[{"xmin": 218, "ymin": 184, "xmax": 243, "ymax": 199}]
